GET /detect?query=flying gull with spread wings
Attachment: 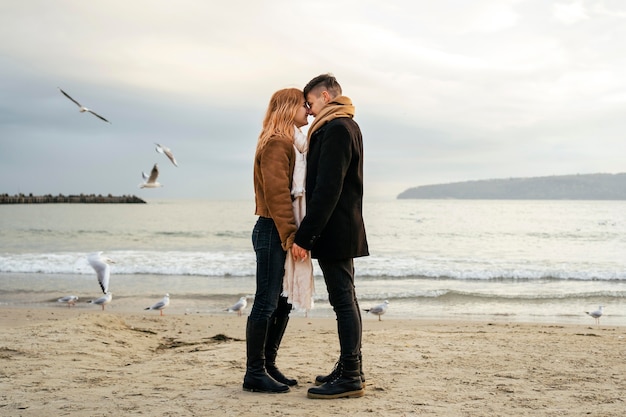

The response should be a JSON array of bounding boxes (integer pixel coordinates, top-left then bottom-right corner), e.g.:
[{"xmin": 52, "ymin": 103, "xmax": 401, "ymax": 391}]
[
  {"xmin": 140, "ymin": 163, "xmax": 163, "ymax": 188},
  {"xmin": 155, "ymin": 143, "xmax": 178, "ymax": 167},
  {"xmin": 87, "ymin": 251, "xmax": 114, "ymax": 294},
  {"xmin": 58, "ymin": 87, "xmax": 111, "ymax": 123}
]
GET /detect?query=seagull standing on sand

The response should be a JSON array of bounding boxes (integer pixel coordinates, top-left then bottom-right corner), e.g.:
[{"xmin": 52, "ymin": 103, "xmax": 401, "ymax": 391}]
[
  {"xmin": 364, "ymin": 300, "xmax": 389, "ymax": 321},
  {"xmin": 140, "ymin": 163, "xmax": 163, "ymax": 188},
  {"xmin": 87, "ymin": 252, "xmax": 114, "ymax": 294},
  {"xmin": 585, "ymin": 305, "xmax": 604, "ymax": 325},
  {"xmin": 57, "ymin": 295, "xmax": 79, "ymax": 307},
  {"xmin": 89, "ymin": 292, "xmax": 112, "ymax": 311},
  {"xmin": 155, "ymin": 143, "xmax": 178, "ymax": 167},
  {"xmin": 226, "ymin": 296, "xmax": 247, "ymax": 316},
  {"xmin": 145, "ymin": 293, "xmax": 170, "ymax": 316},
  {"xmin": 58, "ymin": 87, "xmax": 111, "ymax": 123}
]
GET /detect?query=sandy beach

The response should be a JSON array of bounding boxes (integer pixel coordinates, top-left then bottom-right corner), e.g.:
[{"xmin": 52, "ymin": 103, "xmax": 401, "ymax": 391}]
[{"xmin": 0, "ymin": 306, "xmax": 624, "ymax": 417}]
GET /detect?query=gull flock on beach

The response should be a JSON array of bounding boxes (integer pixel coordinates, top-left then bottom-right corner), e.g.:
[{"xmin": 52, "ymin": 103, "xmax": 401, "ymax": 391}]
[
  {"xmin": 56, "ymin": 252, "xmax": 253, "ymax": 317},
  {"xmin": 81, "ymin": 252, "xmax": 170, "ymax": 314},
  {"xmin": 57, "ymin": 87, "xmax": 179, "ymax": 189},
  {"xmin": 57, "ymin": 253, "xmax": 606, "ymax": 323}
]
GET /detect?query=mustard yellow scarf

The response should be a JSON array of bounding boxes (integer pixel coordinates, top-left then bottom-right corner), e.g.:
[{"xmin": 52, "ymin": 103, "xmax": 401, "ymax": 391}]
[{"xmin": 307, "ymin": 96, "xmax": 355, "ymax": 140}]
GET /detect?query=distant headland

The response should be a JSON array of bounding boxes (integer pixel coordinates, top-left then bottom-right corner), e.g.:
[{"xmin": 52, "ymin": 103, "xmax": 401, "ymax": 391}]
[
  {"xmin": 398, "ymin": 173, "xmax": 626, "ymax": 200},
  {"xmin": 0, "ymin": 193, "xmax": 146, "ymax": 204}
]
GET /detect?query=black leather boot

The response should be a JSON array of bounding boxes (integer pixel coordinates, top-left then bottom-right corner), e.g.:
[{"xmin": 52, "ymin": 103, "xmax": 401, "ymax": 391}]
[
  {"xmin": 315, "ymin": 355, "xmax": 365, "ymax": 386},
  {"xmin": 265, "ymin": 313, "xmax": 297, "ymax": 386},
  {"xmin": 243, "ymin": 318, "xmax": 290, "ymax": 393},
  {"xmin": 307, "ymin": 358, "xmax": 364, "ymax": 399},
  {"xmin": 314, "ymin": 361, "xmax": 341, "ymax": 386}
]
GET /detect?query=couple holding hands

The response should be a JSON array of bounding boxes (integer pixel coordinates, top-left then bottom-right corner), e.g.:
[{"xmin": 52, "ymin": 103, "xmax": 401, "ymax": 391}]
[{"xmin": 246, "ymin": 74, "xmax": 369, "ymax": 399}]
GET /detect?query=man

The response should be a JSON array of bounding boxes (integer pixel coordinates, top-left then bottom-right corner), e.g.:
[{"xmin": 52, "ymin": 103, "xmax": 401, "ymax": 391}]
[{"xmin": 292, "ymin": 74, "xmax": 369, "ymax": 399}]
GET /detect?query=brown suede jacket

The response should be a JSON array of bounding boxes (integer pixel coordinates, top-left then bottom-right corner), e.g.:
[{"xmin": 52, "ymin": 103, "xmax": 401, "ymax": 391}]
[{"xmin": 253, "ymin": 134, "xmax": 297, "ymax": 251}]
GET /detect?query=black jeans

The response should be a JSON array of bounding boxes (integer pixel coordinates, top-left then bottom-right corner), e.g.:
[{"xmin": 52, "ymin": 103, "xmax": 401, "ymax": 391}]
[
  {"xmin": 249, "ymin": 216, "xmax": 288, "ymax": 321},
  {"xmin": 318, "ymin": 258, "xmax": 362, "ymax": 362}
]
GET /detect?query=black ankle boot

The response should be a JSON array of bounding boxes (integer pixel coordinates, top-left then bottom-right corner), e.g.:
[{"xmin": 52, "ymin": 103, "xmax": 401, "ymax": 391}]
[
  {"xmin": 314, "ymin": 361, "xmax": 341, "ymax": 386},
  {"xmin": 265, "ymin": 313, "xmax": 297, "ymax": 386},
  {"xmin": 243, "ymin": 318, "xmax": 289, "ymax": 393},
  {"xmin": 308, "ymin": 358, "xmax": 364, "ymax": 399},
  {"xmin": 315, "ymin": 358, "xmax": 365, "ymax": 386}
]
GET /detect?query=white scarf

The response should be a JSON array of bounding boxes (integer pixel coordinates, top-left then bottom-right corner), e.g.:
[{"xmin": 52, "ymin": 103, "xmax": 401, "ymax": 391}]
[
  {"xmin": 282, "ymin": 126, "xmax": 314, "ymax": 312},
  {"xmin": 291, "ymin": 126, "xmax": 307, "ymax": 199}
]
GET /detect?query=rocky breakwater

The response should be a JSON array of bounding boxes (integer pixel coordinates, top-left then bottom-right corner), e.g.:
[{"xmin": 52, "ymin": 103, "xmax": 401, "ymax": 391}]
[{"xmin": 0, "ymin": 193, "xmax": 147, "ymax": 204}]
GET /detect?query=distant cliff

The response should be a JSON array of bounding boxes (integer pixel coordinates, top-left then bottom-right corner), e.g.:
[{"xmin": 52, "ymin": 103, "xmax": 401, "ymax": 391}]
[
  {"xmin": 397, "ymin": 173, "xmax": 626, "ymax": 200},
  {"xmin": 0, "ymin": 193, "xmax": 146, "ymax": 204}
]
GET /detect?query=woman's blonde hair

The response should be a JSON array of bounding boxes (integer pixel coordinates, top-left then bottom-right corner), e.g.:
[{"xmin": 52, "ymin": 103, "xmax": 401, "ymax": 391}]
[{"xmin": 257, "ymin": 88, "xmax": 303, "ymax": 150}]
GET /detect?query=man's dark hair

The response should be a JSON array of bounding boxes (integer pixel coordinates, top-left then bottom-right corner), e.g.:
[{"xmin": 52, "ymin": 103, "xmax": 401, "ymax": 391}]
[{"xmin": 304, "ymin": 73, "xmax": 342, "ymax": 99}]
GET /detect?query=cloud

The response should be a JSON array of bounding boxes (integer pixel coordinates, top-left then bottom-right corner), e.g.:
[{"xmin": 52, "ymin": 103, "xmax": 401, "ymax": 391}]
[
  {"xmin": 1, "ymin": 0, "xmax": 626, "ymax": 200},
  {"xmin": 553, "ymin": 0, "xmax": 589, "ymax": 24}
]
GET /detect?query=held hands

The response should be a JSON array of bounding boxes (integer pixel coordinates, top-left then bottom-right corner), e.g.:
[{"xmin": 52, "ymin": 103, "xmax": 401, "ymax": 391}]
[{"xmin": 291, "ymin": 243, "xmax": 308, "ymax": 262}]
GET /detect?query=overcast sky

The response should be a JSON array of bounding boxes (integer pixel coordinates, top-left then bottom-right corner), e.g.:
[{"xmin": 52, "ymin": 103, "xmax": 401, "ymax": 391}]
[{"xmin": 1, "ymin": 0, "xmax": 625, "ymax": 200}]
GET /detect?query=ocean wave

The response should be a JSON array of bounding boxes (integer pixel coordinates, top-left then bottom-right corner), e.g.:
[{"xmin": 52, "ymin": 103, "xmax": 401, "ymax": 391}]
[
  {"xmin": 1, "ymin": 250, "xmax": 625, "ymax": 281},
  {"xmin": 0, "ymin": 251, "xmax": 255, "ymax": 277},
  {"xmin": 434, "ymin": 289, "xmax": 626, "ymax": 301},
  {"xmin": 352, "ymin": 288, "xmax": 626, "ymax": 302}
]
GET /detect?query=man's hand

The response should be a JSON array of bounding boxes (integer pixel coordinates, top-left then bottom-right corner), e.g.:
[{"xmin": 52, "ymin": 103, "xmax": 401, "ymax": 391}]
[{"xmin": 291, "ymin": 243, "xmax": 308, "ymax": 262}]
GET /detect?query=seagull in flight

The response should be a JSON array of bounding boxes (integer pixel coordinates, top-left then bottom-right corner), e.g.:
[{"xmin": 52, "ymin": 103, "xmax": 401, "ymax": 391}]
[
  {"xmin": 585, "ymin": 305, "xmax": 604, "ymax": 325},
  {"xmin": 226, "ymin": 296, "xmax": 247, "ymax": 316},
  {"xmin": 87, "ymin": 251, "xmax": 114, "ymax": 294},
  {"xmin": 155, "ymin": 143, "xmax": 178, "ymax": 167},
  {"xmin": 140, "ymin": 163, "xmax": 163, "ymax": 188},
  {"xmin": 364, "ymin": 300, "xmax": 389, "ymax": 321},
  {"xmin": 145, "ymin": 293, "xmax": 170, "ymax": 316},
  {"xmin": 58, "ymin": 87, "xmax": 111, "ymax": 123}
]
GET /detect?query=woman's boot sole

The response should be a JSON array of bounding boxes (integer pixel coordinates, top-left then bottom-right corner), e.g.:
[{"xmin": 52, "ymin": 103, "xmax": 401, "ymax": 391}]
[{"xmin": 242, "ymin": 385, "xmax": 290, "ymax": 394}]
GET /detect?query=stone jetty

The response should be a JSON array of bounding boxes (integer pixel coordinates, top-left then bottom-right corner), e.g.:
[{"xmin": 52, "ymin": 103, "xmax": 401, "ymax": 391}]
[{"xmin": 0, "ymin": 193, "xmax": 146, "ymax": 204}]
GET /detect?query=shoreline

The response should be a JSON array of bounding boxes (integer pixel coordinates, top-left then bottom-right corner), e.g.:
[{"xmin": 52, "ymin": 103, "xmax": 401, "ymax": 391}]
[
  {"xmin": 0, "ymin": 299, "xmax": 620, "ymax": 327},
  {"xmin": 1, "ymin": 307, "xmax": 624, "ymax": 416},
  {"xmin": 1, "ymin": 272, "xmax": 623, "ymax": 327}
]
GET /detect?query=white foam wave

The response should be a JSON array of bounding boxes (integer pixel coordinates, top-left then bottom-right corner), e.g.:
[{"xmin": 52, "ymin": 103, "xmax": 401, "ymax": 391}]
[{"xmin": 0, "ymin": 251, "xmax": 625, "ymax": 281}]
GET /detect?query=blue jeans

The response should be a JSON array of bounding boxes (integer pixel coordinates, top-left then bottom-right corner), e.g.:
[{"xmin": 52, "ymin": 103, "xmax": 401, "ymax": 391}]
[
  {"xmin": 318, "ymin": 258, "xmax": 362, "ymax": 362},
  {"xmin": 249, "ymin": 216, "xmax": 287, "ymax": 321}
]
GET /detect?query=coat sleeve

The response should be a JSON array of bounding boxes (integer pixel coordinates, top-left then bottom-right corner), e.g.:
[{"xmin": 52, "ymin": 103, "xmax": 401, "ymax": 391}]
[{"xmin": 259, "ymin": 138, "xmax": 297, "ymax": 250}]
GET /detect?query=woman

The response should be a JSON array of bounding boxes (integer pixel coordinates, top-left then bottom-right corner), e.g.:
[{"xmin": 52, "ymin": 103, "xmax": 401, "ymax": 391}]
[{"xmin": 243, "ymin": 88, "xmax": 309, "ymax": 393}]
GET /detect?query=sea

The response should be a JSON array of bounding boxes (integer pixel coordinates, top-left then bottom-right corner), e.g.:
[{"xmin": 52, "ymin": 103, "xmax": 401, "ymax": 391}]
[{"xmin": 1, "ymin": 199, "xmax": 625, "ymax": 325}]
